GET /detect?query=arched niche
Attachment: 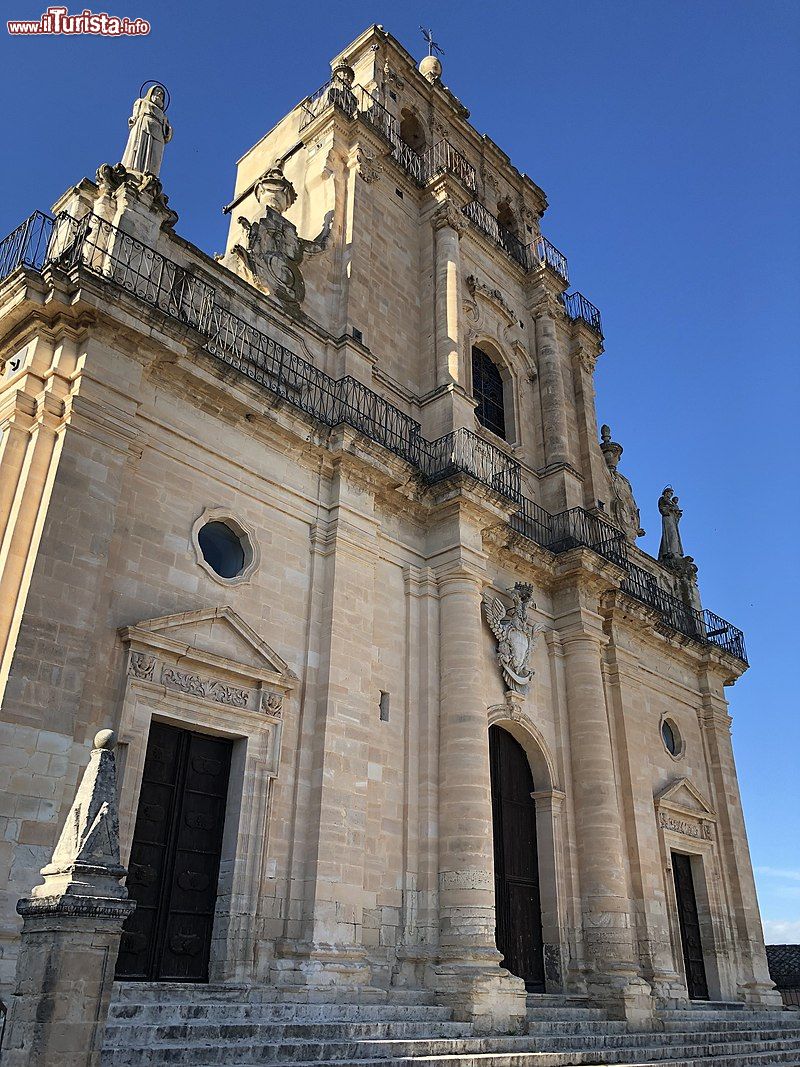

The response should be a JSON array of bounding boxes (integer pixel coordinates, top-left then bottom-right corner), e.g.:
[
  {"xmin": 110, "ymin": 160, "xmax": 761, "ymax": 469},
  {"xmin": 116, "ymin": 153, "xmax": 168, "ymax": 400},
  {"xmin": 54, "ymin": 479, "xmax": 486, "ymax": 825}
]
[{"xmin": 399, "ymin": 108, "xmax": 426, "ymax": 153}]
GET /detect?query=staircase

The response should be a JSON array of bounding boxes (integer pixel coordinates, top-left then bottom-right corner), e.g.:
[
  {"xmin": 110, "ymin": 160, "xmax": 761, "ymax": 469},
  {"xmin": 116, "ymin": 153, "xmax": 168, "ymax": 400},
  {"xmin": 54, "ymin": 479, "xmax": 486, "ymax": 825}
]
[{"xmin": 101, "ymin": 984, "xmax": 800, "ymax": 1066}]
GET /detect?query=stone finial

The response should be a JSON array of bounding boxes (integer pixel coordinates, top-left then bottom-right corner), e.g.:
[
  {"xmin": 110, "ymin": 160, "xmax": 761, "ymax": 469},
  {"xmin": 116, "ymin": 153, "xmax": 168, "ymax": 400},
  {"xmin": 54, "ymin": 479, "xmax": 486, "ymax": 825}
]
[
  {"xmin": 600, "ymin": 424, "xmax": 623, "ymax": 471},
  {"xmin": 121, "ymin": 82, "xmax": 172, "ymax": 178},
  {"xmin": 419, "ymin": 54, "xmax": 443, "ymax": 83},
  {"xmin": 254, "ymin": 166, "xmax": 297, "ymax": 215},
  {"xmin": 331, "ymin": 58, "xmax": 355, "ymax": 86},
  {"xmin": 32, "ymin": 729, "xmax": 128, "ymax": 901}
]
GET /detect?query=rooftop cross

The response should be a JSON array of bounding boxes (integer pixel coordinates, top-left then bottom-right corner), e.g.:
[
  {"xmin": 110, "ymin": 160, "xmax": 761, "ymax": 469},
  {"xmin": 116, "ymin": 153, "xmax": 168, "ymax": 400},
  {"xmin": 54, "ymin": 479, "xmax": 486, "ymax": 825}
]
[{"xmin": 420, "ymin": 25, "xmax": 445, "ymax": 58}]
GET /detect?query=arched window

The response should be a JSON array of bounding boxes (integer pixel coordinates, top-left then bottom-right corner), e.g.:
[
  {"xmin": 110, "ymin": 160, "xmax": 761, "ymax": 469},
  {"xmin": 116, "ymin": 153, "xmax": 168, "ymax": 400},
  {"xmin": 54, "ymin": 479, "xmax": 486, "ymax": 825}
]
[
  {"xmin": 472, "ymin": 345, "xmax": 506, "ymax": 440},
  {"xmin": 496, "ymin": 200, "xmax": 519, "ymax": 237},
  {"xmin": 399, "ymin": 109, "xmax": 426, "ymax": 153}
]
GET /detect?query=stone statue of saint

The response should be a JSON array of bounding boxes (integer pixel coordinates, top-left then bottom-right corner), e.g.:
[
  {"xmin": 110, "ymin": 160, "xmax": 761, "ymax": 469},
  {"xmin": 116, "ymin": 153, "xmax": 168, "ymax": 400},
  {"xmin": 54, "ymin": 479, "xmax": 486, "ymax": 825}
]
[
  {"xmin": 658, "ymin": 486, "xmax": 685, "ymax": 561},
  {"xmin": 121, "ymin": 84, "xmax": 172, "ymax": 177},
  {"xmin": 599, "ymin": 425, "xmax": 644, "ymax": 544}
]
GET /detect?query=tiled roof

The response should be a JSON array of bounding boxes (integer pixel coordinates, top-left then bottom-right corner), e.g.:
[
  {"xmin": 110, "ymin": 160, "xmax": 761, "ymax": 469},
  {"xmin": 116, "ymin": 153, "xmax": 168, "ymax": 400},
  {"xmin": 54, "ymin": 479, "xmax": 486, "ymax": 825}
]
[{"xmin": 766, "ymin": 944, "xmax": 800, "ymax": 988}]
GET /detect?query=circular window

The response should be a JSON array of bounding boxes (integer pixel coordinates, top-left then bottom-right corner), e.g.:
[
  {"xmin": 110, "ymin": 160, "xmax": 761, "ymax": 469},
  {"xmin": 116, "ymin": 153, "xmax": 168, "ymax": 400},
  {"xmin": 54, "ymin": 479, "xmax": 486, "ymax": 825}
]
[
  {"xmin": 198, "ymin": 521, "xmax": 245, "ymax": 578},
  {"xmin": 191, "ymin": 508, "xmax": 258, "ymax": 585},
  {"xmin": 661, "ymin": 717, "xmax": 683, "ymax": 759}
]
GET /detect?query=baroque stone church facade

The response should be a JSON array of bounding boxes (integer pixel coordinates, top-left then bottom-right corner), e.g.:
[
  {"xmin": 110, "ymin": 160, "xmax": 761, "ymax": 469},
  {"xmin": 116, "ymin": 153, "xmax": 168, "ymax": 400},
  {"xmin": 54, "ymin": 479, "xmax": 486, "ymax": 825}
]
[{"xmin": 0, "ymin": 23, "xmax": 781, "ymax": 1057}]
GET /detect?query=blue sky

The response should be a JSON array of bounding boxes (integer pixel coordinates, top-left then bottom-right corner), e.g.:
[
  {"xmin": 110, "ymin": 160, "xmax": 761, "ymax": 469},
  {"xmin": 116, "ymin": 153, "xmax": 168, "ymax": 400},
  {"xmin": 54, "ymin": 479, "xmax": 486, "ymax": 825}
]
[{"xmin": 2, "ymin": 2, "xmax": 798, "ymax": 941}]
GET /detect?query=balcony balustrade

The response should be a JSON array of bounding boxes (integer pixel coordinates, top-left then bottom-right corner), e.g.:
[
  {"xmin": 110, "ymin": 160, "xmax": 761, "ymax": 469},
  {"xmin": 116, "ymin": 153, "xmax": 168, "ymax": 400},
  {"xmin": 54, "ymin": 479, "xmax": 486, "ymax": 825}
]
[
  {"xmin": 532, "ymin": 235, "xmax": 569, "ymax": 284},
  {"xmin": 560, "ymin": 290, "xmax": 603, "ymax": 337},
  {"xmin": 462, "ymin": 200, "xmax": 530, "ymax": 270},
  {"xmin": 0, "ymin": 210, "xmax": 745, "ymax": 663}
]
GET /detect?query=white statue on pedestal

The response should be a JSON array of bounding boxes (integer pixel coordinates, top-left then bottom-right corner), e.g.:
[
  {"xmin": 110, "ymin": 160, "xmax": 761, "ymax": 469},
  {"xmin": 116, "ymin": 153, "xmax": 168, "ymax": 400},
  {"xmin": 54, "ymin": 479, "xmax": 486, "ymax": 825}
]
[{"xmin": 121, "ymin": 83, "xmax": 172, "ymax": 177}]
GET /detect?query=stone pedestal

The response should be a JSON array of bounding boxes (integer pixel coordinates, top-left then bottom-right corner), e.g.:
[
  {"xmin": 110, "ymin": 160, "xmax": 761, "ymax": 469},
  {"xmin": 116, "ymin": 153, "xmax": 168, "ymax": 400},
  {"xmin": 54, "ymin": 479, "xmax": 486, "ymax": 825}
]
[
  {"xmin": 3, "ymin": 896, "xmax": 134, "ymax": 1067},
  {"xmin": 2, "ymin": 730, "xmax": 134, "ymax": 1067}
]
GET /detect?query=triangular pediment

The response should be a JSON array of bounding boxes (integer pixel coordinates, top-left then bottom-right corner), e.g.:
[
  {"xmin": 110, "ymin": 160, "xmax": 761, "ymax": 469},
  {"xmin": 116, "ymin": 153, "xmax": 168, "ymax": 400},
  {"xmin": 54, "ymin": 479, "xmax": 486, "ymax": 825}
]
[
  {"xmin": 119, "ymin": 607, "xmax": 296, "ymax": 686},
  {"xmin": 655, "ymin": 777, "xmax": 716, "ymax": 820}
]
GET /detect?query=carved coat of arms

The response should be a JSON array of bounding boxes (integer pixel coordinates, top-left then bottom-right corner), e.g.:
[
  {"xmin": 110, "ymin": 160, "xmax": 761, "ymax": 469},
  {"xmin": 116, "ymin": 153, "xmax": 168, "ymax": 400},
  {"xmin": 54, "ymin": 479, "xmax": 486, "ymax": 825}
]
[{"xmin": 483, "ymin": 582, "xmax": 545, "ymax": 694}]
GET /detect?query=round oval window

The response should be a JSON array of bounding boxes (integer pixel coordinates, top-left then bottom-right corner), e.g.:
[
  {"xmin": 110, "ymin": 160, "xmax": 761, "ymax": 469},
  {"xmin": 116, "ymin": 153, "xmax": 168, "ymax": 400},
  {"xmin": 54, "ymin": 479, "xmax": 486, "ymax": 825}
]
[
  {"xmin": 197, "ymin": 520, "xmax": 245, "ymax": 579},
  {"xmin": 662, "ymin": 719, "xmax": 678, "ymax": 756}
]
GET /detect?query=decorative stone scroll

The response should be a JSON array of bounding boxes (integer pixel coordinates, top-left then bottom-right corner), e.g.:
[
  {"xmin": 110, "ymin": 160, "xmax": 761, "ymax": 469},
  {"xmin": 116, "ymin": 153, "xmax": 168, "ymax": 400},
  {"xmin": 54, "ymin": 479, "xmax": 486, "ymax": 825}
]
[{"xmin": 655, "ymin": 776, "xmax": 717, "ymax": 845}]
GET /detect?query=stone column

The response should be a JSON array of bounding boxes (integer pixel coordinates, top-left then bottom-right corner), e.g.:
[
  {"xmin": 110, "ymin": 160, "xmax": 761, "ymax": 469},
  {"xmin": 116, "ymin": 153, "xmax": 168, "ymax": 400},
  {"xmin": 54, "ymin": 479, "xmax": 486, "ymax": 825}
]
[
  {"xmin": 3, "ymin": 731, "xmax": 134, "ymax": 1067},
  {"xmin": 533, "ymin": 305, "xmax": 571, "ymax": 469},
  {"xmin": 433, "ymin": 562, "xmax": 527, "ymax": 1033},
  {"xmin": 560, "ymin": 621, "xmax": 653, "ymax": 1025},
  {"xmin": 698, "ymin": 678, "xmax": 782, "ymax": 1008},
  {"xmin": 432, "ymin": 203, "xmax": 464, "ymax": 390}
]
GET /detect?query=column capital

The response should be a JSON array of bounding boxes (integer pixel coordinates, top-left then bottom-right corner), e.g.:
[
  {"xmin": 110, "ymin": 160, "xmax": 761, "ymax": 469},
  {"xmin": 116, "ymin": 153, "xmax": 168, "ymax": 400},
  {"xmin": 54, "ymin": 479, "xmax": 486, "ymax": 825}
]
[{"xmin": 431, "ymin": 200, "xmax": 466, "ymax": 236}]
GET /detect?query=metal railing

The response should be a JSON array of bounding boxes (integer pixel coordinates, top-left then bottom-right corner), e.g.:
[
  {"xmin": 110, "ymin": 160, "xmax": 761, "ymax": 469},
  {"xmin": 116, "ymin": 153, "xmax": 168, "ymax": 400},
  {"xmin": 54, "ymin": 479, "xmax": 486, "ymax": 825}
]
[
  {"xmin": 532, "ymin": 236, "xmax": 570, "ymax": 284},
  {"xmin": 423, "ymin": 427, "xmax": 521, "ymax": 501},
  {"xmin": 423, "ymin": 140, "xmax": 477, "ymax": 192},
  {"xmin": 621, "ymin": 562, "xmax": 747, "ymax": 663},
  {"xmin": 0, "ymin": 210, "xmax": 746, "ymax": 663},
  {"xmin": 462, "ymin": 200, "xmax": 529, "ymax": 270},
  {"xmin": 0, "ymin": 211, "xmax": 54, "ymax": 278},
  {"xmin": 561, "ymin": 291, "xmax": 603, "ymax": 337},
  {"xmin": 299, "ymin": 75, "xmax": 358, "ymax": 130}
]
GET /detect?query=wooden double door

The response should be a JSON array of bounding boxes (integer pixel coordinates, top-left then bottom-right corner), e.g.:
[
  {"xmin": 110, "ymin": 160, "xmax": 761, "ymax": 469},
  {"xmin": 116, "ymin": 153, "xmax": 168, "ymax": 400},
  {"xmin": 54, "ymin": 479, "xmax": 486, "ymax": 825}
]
[
  {"xmin": 116, "ymin": 722, "xmax": 232, "ymax": 982},
  {"xmin": 672, "ymin": 851, "xmax": 709, "ymax": 1000},
  {"xmin": 489, "ymin": 725, "xmax": 545, "ymax": 991}
]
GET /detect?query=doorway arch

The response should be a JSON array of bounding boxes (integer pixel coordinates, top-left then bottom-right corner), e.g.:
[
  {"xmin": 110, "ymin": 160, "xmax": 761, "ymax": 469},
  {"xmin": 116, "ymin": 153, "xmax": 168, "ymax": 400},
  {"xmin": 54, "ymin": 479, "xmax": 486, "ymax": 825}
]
[{"xmin": 489, "ymin": 723, "xmax": 546, "ymax": 990}]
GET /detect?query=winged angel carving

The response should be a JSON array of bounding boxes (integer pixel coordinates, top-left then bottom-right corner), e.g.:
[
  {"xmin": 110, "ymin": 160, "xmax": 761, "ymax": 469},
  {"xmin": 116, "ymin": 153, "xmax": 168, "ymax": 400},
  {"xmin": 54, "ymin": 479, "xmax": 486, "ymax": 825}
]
[{"xmin": 483, "ymin": 582, "xmax": 545, "ymax": 693}]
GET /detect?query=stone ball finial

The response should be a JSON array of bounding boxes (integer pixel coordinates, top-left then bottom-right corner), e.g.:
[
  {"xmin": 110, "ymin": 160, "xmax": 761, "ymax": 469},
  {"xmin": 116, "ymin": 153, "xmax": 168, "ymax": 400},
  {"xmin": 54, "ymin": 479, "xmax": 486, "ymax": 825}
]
[
  {"xmin": 93, "ymin": 729, "xmax": 116, "ymax": 750},
  {"xmin": 419, "ymin": 54, "xmax": 442, "ymax": 83},
  {"xmin": 331, "ymin": 59, "xmax": 355, "ymax": 86}
]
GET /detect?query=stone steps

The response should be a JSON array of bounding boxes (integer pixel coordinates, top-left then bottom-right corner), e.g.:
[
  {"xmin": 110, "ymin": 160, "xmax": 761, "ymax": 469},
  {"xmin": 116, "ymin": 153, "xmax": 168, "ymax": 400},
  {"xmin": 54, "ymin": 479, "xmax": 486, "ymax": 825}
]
[
  {"xmin": 101, "ymin": 1031, "xmax": 800, "ymax": 1066},
  {"xmin": 102, "ymin": 985, "xmax": 800, "ymax": 1067}
]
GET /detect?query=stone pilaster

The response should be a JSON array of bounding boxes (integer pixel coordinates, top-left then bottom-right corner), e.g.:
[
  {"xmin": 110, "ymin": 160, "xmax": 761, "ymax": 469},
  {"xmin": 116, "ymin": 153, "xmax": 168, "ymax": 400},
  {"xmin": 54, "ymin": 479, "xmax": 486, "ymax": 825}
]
[
  {"xmin": 557, "ymin": 575, "xmax": 654, "ymax": 1025},
  {"xmin": 2, "ymin": 730, "xmax": 134, "ymax": 1067},
  {"xmin": 432, "ymin": 558, "xmax": 527, "ymax": 1033},
  {"xmin": 273, "ymin": 453, "xmax": 377, "ymax": 991},
  {"xmin": 698, "ymin": 675, "xmax": 782, "ymax": 1008}
]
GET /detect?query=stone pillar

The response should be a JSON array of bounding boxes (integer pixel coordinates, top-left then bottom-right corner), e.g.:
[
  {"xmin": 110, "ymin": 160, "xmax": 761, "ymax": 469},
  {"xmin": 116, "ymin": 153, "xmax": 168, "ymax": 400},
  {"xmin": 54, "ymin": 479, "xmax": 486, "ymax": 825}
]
[
  {"xmin": 432, "ymin": 203, "xmax": 464, "ymax": 390},
  {"xmin": 698, "ymin": 678, "xmax": 782, "ymax": 1008},
  {"xmin": 533, "ymin": 306, "xmax": 570, "ymax": 469},
  {"xmin": 433, "ymin": 562, "xmax": 527, "ymax": 1033},
  {"xmin": 560, "ymin": 621, "xmax": 653, "ymax": 1025},
  {"xmin": 3, "ymin": 731, "xmax": 134, "ymax": 1067}
]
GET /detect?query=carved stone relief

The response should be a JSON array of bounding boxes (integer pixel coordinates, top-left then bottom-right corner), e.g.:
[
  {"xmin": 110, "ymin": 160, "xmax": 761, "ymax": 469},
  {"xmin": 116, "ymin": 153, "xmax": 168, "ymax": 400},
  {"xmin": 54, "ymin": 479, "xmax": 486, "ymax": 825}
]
[{"xmin": 483, "ymin": 583, "xmax": 545, "ymax": 694}]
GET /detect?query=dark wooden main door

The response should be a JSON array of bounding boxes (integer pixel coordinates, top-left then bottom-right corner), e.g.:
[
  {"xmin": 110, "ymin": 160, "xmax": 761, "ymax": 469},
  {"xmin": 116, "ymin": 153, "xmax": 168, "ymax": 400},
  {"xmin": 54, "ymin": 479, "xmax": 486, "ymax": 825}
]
[
  {"xmin": 489, "ymin": 725, "xmax": 545, "ymax": 991},
  {"xmin": 116, "ymin": 722, "xmax": 232, "ymax": 982},
  {"xmin": 672, "ymin": 851, "xmax": 709, "ymax": 1000}
]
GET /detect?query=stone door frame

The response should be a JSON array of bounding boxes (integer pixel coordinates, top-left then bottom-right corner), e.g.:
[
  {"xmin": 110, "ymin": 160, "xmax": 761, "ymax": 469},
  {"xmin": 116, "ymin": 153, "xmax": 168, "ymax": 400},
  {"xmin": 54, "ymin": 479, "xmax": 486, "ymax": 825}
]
[
  {"xmin": 116, "ymin": 607, "xmax": 295, "ymax": 984},
  {"xmin": 655, "ymin": 777, "xmax": 731, "ymax": 1002},
  {"xmin": 488, "ymin": 707, "xmax": 567, "ymax": 992}
]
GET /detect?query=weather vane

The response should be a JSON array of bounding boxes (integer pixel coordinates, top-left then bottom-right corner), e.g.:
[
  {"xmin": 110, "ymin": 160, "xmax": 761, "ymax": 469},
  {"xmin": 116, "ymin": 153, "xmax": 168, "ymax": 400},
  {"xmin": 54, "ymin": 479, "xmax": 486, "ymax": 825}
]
[{"xmin": 420, "ymin": 26, "xmax": 445, "ymax": 58}]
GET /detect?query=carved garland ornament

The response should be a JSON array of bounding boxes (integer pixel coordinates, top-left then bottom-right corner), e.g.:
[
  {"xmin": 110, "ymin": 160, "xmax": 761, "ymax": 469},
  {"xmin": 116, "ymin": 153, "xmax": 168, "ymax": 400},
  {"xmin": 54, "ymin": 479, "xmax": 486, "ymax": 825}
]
[
  {"xmin": 658, "ymin": 811, "xmax": 713, "ymax": 841},
  {"xmin": 127, "ymin": 651, "xmax": 283, "ymax": 717}
]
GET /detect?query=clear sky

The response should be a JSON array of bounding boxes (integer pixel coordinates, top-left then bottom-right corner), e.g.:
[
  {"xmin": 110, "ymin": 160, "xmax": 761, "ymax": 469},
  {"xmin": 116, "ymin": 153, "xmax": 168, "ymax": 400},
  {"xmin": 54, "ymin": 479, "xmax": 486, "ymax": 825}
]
[{"xmin": 2, "ymin": 2, "xmax": 798, "ymax": 941}]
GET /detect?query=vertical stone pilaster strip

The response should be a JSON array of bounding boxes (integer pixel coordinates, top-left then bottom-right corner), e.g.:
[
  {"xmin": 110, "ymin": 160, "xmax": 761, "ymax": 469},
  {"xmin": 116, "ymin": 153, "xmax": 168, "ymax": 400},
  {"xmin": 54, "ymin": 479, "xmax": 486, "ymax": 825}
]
[
  {"xmin": 432, "ymin": 204, "xmax": 463, "ymax": 389},
  {"xmin": 534, "ymin": 308, "xmax": 570, "ymax": 468}
]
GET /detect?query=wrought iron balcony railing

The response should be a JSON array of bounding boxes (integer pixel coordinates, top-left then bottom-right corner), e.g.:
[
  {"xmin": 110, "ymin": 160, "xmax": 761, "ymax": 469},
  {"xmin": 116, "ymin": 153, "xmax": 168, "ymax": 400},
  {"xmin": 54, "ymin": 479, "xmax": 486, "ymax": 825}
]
[
  {"xmin": 0, "ymin": 211, "xmax": 745, "ymax": 663},
  {"xmin": 621, "ymin": 563, "xmax": 747, "ymax": 663},
  {"xmin": 299, "ymin": 75, "xmax": 358, "ymax": 130},
  {"xmin": 423, "ymin": 140, "xmax": 477, "ymax": 193},
  {"xmin": 462, "ymin": 200, "xmax": 530, "ymax": 270},
  {"xmin": 532, "ymin": 236, "xmax": 570, "ymax": 284},
  {"xmin": 561, "ymin": 291, "xmax": 603, "ymax": 338},
  {"xmin": 423, "ymin": 427, "xmax": 521, "ymax": 502},
  {"xmin": 0, "ymin": 211, "xmax": 54, "ymax": 278}
]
